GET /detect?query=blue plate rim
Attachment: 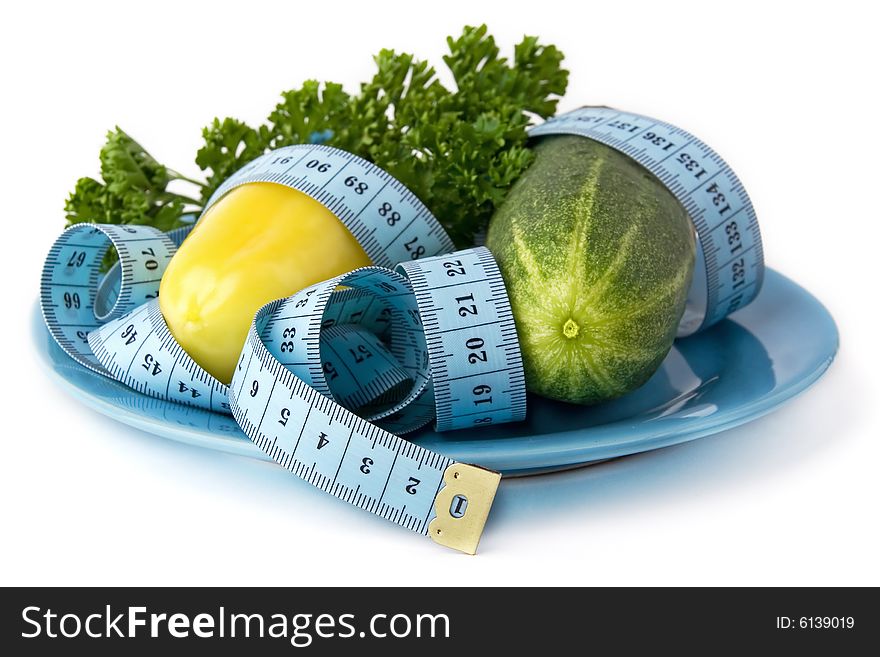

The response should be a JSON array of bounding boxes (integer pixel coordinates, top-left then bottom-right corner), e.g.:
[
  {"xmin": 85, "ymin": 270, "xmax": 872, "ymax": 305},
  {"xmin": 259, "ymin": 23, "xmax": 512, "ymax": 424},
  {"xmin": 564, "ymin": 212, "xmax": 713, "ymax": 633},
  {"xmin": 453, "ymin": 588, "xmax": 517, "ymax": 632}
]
[{"xmin": 32, "ymin": 267, "xmax": 839, "ymax": 474}]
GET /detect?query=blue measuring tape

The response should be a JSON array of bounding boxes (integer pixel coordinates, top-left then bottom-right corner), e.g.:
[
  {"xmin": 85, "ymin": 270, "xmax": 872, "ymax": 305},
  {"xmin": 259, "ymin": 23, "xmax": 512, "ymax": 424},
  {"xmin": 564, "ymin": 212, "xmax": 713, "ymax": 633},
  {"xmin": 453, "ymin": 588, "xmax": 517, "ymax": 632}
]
[
  {"xmin": 41, "ymin": 110, "xmax": 763, "ymax": 553},
  {"xmin": 41, "ymin": 144, "xmax": 524, "ymax": 554},
  {"xmin": 530, "ymin": 107, "xmax": 764, "ymax": 335}
]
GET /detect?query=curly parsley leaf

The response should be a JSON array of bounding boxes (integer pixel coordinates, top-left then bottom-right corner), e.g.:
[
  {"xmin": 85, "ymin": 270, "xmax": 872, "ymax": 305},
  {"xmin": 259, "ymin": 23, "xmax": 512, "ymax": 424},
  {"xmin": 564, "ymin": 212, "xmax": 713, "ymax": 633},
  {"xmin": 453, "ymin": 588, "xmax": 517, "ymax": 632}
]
[
  {"xmin": 267, "ymin": 80, "xmax": 352, "ymax": 149},
  {"xmin": 100, "ymin": 128, "xmax": 170, "ymax": 197},
  {"xmin": 367, "ymin": 25, "xmax": 569, "ymax": 246},
  {"xmin": 64, "ymin": 177, "xmax": 109, "ymax": 225},
  {"xmin": 196, "ymin": 118, "xmax": 271, "ymax": 203},
  {"xmin": 67, "ymin": 26, "xmax": 568, "ymax": 250},
  {"xmin": 64, "ymin": 129, "xmax": 202, "ymax": 269},
  {"xmin": 66, "ymin": 128, "xmax": 202, "ymax": 229}
]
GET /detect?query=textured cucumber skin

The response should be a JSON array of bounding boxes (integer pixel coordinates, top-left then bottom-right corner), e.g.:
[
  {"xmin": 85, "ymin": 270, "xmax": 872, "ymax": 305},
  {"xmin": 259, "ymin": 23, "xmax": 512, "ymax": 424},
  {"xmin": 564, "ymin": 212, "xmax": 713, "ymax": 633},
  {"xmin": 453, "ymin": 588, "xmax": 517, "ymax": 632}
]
[{"xmin": 486, "ymin": 135, "xmax": 695, "ymax": 404}]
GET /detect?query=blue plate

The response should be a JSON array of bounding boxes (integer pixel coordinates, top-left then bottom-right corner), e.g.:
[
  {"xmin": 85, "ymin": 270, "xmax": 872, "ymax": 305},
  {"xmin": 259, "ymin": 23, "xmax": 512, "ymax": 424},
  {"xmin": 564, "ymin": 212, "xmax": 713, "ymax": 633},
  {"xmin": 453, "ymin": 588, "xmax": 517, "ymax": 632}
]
[{"xmin": 32, "ymin": 269, "xmax": 838, "ymax": 476}]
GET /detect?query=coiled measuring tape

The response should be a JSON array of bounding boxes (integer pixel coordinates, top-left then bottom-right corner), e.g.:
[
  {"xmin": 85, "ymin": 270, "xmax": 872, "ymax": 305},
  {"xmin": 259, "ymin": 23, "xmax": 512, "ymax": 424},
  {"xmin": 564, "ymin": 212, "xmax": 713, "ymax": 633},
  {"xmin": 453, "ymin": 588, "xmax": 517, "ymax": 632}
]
[
  {"xmin": 41, "ymin": 144, "xmax": 526, "ymax": 554},
  {"xmin": 530, "ymin": 106, "xmax": 764, "ymax": 335},
  {"xmin": 41, "ymin": 110, "xmax": 763, "ymax": 553}
]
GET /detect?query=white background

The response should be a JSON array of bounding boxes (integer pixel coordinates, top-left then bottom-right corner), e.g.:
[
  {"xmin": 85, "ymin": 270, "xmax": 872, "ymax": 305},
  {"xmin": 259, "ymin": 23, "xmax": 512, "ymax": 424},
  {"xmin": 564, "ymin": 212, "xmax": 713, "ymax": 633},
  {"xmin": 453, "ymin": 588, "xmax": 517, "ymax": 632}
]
[{"xmin": 1, "ymin": 0, "xmax": 877, "ymax": 586}]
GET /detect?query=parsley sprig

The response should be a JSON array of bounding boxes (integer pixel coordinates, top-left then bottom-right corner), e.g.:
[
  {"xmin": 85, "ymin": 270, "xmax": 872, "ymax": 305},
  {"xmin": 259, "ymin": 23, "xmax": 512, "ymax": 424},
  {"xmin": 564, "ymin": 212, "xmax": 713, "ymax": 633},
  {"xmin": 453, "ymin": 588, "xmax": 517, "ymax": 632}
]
[{"xmin": 66, "ymin": 25, "xmax": 568, "ymax": 248}]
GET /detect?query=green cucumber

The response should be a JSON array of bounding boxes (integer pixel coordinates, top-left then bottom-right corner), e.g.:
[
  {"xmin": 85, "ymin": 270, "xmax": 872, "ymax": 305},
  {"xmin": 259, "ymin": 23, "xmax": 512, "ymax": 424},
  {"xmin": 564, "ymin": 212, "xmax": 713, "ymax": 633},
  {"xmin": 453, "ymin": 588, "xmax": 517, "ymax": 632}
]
[{"xmin": 486, "ymin": 135, "xmax": 695, "ymax": 404}]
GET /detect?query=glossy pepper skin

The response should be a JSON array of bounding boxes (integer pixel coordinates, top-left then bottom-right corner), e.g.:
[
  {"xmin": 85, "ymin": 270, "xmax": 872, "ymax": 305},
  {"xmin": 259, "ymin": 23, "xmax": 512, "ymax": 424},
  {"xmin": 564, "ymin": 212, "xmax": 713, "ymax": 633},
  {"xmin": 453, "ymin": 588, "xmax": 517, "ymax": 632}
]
[{"xmin": 158, "ymin": 182, "xmax": 370, "ymax": 384}]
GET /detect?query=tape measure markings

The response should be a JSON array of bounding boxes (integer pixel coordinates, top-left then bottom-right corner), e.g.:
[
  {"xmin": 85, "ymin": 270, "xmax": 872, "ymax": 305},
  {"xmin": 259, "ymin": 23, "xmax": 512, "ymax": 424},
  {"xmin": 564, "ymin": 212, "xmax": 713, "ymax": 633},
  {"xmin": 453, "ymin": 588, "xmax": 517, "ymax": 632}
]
[
  {"xmin": 40, "ymin": 223, "xmax": 178, "ymax": 377},
  {"xmin": 318, "ymin": 325, "xmax": 412, "ymax": 412},
  {"xmin": 229, "ymin": 329, "xmax": 451, "ymax": 534},
  {"xmin": 255, "ymin": 266, "xmax": 434, "ymax": 428},
  {"xmin": 206, "ymin": 145, "xmax": 456, "ymax": 268},
  {"xmin": 398, "ymin": 248, "xmax": 527, "ymax": 432},
  {"xmin": 87, "ymin": 299, "xmax": 230, "ymax": 413}
]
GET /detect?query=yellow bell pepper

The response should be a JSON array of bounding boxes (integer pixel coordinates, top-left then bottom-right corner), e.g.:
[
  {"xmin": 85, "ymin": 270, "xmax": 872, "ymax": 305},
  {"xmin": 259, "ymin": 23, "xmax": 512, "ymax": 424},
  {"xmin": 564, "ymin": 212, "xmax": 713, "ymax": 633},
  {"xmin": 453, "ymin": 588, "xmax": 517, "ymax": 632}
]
[{"xmin": 158, "ymin": 182, "xmax": 371, "ymax": 384}]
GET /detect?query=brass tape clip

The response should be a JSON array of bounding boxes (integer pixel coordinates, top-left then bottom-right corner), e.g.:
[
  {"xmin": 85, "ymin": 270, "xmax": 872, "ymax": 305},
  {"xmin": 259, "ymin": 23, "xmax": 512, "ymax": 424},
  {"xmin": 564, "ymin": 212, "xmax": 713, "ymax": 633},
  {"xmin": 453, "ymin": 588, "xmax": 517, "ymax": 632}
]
[{"xmin": 428, "ymin": 463, "xmax": 501, "ymax": 555}]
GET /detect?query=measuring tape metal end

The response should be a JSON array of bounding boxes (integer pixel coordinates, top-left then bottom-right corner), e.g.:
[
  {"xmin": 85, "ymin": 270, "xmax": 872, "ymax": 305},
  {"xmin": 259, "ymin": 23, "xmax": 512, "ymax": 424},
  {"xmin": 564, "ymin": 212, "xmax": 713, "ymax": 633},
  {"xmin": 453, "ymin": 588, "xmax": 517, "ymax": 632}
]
[{"xmin": 429, "ymin": 463, "xmax": 501, "ymax": 555}]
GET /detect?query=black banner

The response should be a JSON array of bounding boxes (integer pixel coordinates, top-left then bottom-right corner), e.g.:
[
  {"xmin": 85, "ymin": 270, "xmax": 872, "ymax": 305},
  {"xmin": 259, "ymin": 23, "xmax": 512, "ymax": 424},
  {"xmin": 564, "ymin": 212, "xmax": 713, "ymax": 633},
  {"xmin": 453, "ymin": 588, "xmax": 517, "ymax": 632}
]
[{"xmin": 1, "ymin": 587, "xmax": 875, "ymax": 654}]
